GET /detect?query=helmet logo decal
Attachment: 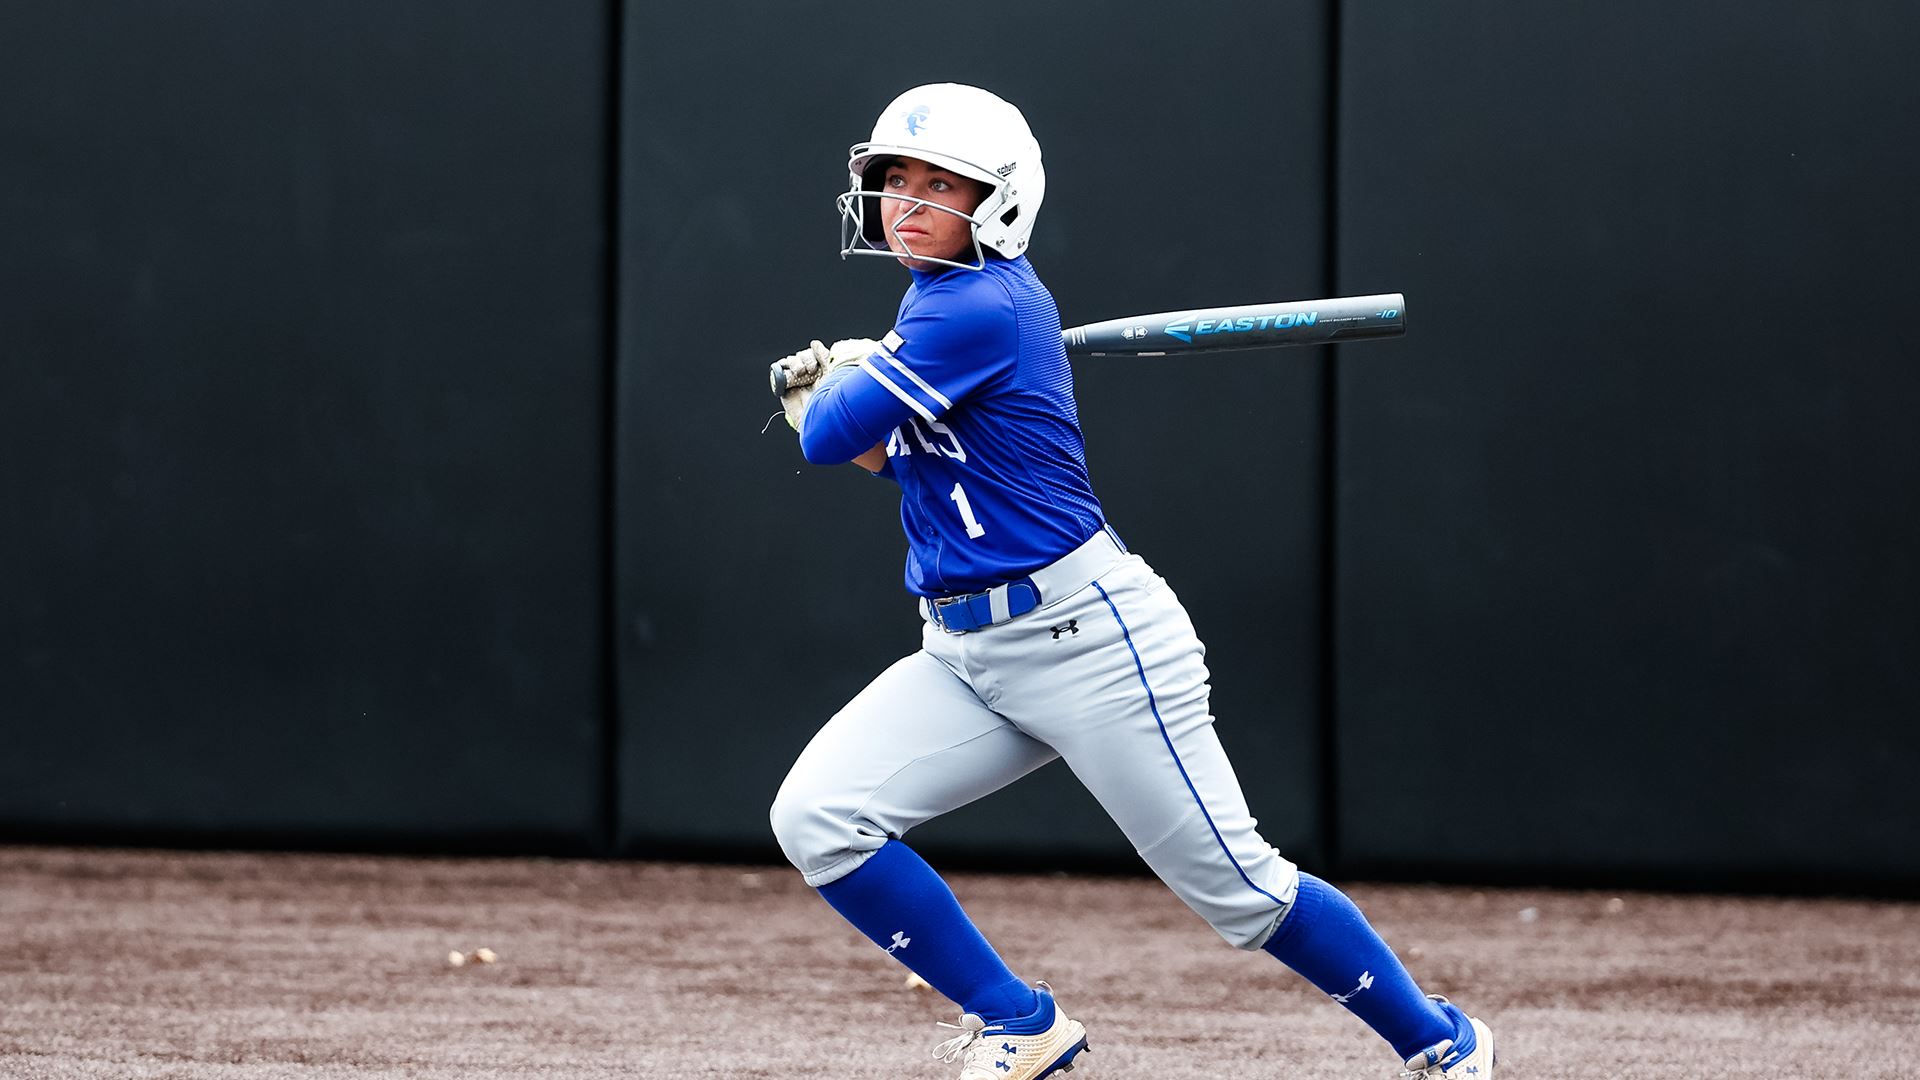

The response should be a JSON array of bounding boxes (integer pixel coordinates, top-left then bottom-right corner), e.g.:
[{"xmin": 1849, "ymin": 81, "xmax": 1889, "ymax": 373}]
[
  {"xmin": 905, "ymin": 105, "xmax": 930, "ymax": 135},
  {"xmin": 996, "ymin": 162, "xmax": 1017, "ymax": 177}
]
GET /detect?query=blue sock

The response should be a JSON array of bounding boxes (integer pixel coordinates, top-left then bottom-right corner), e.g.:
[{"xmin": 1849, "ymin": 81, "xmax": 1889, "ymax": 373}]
[
  {"xmin": 816, "ymin": 840, "xmax": 1040, "ymax": 1023},
  {"xmin": 1262, "ymin": 873, "xmax": 1468, "ymax": 1062}
]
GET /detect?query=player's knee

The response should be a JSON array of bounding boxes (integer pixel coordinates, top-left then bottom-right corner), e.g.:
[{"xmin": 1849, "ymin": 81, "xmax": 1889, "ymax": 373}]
[
  {"xmin": 768, "ymin": 783, "xmax": 846, "ymax": 873},
  {"xmin": 767, "ymin": 787, "xmax": 811, "ymax": 869}
]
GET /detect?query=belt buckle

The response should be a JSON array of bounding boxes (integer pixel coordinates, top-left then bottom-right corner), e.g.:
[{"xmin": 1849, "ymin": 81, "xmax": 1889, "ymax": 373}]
[
  {"xmin": 930, "ymin": 591, "xmax": 976, "ymax": 633},
  {"xmin": 928, "ymin": 594, "xmax": 955, "ymax": 633}
]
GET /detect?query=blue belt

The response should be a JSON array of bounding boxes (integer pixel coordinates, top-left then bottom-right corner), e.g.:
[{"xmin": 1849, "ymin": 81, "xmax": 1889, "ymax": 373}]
[
  {"xmin": 920, "ymin": 527, "xmax": 1128, "ymax": 635},
  {"xmin": 925, "ymin": 579, "xmax": 1039, "ymax": 634}
]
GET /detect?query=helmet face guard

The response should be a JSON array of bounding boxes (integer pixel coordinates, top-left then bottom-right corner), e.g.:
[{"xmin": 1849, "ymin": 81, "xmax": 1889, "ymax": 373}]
[{"xmin": 837, "ymin": 188, "xmax": 988, "ymax": 272}]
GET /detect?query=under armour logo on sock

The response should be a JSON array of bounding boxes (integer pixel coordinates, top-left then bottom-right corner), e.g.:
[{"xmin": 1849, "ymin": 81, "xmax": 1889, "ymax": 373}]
[
  {"xmin": 885, "ymin": 931, "xmax": 911, "ymax": 954},
  {"xmin": 1329, "ymin": 970, "xmax": 1375, "ymax": 1004},
  {"xmin": 1049, "ymin": 620, "xmax": 1078, "ymax": 638}
]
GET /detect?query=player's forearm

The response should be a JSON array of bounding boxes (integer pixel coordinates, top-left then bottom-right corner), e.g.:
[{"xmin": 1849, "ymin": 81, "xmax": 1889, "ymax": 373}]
[
  {"xmin": 798, "ymin": 374, "xmax": 903, "ymax": 466},
  {"xmin": 850, "ymin": 444, "xmax": 887, "ymax": 472}
]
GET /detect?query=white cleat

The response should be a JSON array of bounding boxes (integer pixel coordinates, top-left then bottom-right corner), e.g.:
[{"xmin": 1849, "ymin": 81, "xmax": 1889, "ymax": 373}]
[
  {"xmin": 931, "ymin": 984, "xmax": 1089, "ymax": 1080},
  {"xmin": 1400, "ymin": 1011, "xmax": 1495, "ymax": 1079}
]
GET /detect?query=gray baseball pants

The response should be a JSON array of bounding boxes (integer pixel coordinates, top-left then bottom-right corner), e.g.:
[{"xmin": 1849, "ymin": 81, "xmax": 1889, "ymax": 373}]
[{"xmin": 770, "ymin": 534, "xmax": 1299, "ymax": 949}]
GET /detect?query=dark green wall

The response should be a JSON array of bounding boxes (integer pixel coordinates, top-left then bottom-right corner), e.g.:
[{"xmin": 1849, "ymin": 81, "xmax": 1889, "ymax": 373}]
[
  {"xmin": 0, "ymin": 3, "xmax": 610, "ymax": 850},
  {"xmin": 1333, "ymin": 2, "xmax": 1920, "ymax": 886},
  {"xmin": 4, "ymin": 2, "xmax": 1916, "ymax": 890}
]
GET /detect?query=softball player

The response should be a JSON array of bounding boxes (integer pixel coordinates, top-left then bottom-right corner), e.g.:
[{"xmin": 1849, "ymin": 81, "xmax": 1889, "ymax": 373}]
[{"xmin": 768, "ymin": 83, "xmax": 1495, "ymax": 1080}]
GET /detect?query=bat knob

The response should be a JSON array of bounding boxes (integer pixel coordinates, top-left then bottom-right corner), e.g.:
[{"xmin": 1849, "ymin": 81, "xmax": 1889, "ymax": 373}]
[{"xmin": 769, "ymin": 361, "xmax": 788, "ymax": 396}]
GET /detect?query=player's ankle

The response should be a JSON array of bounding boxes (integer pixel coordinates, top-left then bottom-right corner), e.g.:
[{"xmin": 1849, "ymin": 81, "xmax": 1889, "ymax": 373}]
[
  {"xmin": 1431, "ymin": 998, "xmax": 1477, "ymax": 1060},
  {"xmin": 968, "ymin": 980, "xmax": 1043, "ymax": 1027}
]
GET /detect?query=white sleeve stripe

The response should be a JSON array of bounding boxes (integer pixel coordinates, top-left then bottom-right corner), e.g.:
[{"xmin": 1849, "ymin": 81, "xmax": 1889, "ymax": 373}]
[
  {"xmin": 856, "ymin": 357, "xmax": 937, "ymax": 423},
  {"xmin": 873, "ymin": 347, "xmax": 955, "ymax": 411}
]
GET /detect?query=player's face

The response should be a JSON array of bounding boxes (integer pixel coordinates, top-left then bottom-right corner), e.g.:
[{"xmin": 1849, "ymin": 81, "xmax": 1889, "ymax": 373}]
[{"xmin": 879, "ymin": 157, "xmax": 990, "ymax": 269}]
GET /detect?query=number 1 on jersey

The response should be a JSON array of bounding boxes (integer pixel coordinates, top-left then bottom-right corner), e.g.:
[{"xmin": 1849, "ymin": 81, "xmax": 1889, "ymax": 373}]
[{"xmin": 949, "ymin": 482, "xmax": 987, "ymax": 539}]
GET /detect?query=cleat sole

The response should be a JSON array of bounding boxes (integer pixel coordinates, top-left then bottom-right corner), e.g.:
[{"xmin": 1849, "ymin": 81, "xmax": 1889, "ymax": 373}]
[{"xmin": 1039, "ymin": 1037, "xmax": 1089, "ymax": 1078}]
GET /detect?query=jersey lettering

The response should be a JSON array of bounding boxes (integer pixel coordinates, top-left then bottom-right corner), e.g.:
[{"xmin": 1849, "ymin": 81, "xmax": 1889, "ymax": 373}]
[
  {"xmin": 887, "ymin": 417, "xmax": 968, "ymax": 462},
  {"xmin": 925, "ymin": 419, "xmax": 966, "ymax": 462}
]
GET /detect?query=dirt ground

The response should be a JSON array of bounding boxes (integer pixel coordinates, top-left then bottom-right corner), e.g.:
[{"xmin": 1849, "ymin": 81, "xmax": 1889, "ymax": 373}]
[{"xmin": 2, "ymin": 847, "xmax": 1914, "ymax": 1079}]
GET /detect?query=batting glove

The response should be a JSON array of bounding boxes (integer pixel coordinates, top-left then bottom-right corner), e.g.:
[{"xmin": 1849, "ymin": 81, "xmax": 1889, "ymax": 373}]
[{"xmin": 773, "ymin": 338, "xmax": 878, "ymax": 432}]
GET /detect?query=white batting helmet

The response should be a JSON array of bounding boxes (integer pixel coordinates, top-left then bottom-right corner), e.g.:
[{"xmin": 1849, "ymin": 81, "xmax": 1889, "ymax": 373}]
[{"xmin": 838, "ymin": 83, "xmax": 1046, "ymax": 269}]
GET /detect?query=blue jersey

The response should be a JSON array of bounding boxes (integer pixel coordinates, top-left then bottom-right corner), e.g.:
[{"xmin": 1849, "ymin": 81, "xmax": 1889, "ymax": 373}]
[{"xmin": 799, "ymin": 256, "xmax": 1105, "ymax": 597}]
